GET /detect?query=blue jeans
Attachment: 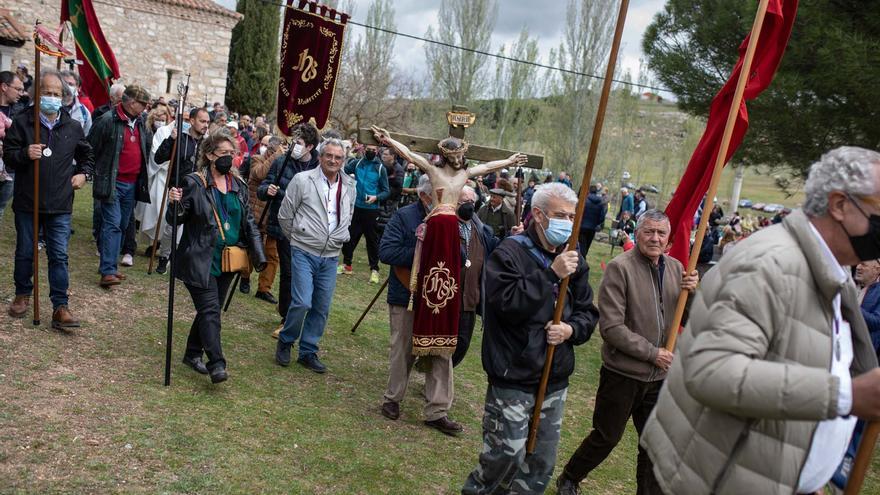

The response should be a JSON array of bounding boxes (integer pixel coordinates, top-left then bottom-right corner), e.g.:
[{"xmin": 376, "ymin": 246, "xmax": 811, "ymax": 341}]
[
  {"xmin": 14, "ymin": 212, "xmax": 72, "ymax": 309},
  {"xmin": 0, "ymin": 179, "xmax": 13, "ymax": 222},
  {"xmin": 99, "ymin": 181, "xmax": 136, "ymax": 275},
  {"xmin": 278, "ymin": 247, "xmax": 338, "ymax": 359}
]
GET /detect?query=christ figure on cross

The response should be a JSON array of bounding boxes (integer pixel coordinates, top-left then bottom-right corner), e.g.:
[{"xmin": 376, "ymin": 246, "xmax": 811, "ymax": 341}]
[{"xmin": 371, "ymin": 125, "xmax": 528, "ymax": 358}]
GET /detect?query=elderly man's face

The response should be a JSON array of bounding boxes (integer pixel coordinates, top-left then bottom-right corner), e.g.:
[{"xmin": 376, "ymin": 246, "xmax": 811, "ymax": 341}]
[
  {"xmin": 832, "ymin": 166, "xmax": 880, "ymax": 262},
  {"xmin": 320, "ymin": 143, "xmax": 346, "ymax": 176},
  {"xmin": 489, "ymin": 193, "xmax": 503, "ymax": 207},
  {"xmin": 636, "ymin": 218, "xmax": 671, "ymax": 261},
  {"xmin": 41, "ymin": 75, "xmax": 63, "ymax": 100},
  {"xmin": 856, "ymin": 261, "xmax": 880, "ymax": 286}
]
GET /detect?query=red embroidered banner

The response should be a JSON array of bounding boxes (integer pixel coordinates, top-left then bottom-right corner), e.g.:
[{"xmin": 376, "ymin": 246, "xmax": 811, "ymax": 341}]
[{"xmin": 277, "ymin": 0, "xmax": 348, "ymax": 134}]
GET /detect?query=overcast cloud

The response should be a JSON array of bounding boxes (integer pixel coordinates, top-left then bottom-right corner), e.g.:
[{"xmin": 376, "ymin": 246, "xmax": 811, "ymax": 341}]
[{"xmin": 214, "ymin": 0, "xmax": 667, "ymax": 95}]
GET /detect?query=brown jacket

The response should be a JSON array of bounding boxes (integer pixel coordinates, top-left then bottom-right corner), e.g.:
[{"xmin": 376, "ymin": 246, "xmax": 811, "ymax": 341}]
[
  {"xmin": 247, "ymin": 150, "xmax": 283, "ymax": 233},
  {"xmin": 598, "ymin": 247, "xmax": 683, "ymax": 382}
]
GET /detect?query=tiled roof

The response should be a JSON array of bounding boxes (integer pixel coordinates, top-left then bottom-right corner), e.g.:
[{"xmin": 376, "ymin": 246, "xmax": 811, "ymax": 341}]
[
  {"xmin": 0, "ymin": 9, "xmax": 28, "ymax": 46},
  {"xmin": 151, "ymin": 0, "xmax": 241, "ymax": 19}
]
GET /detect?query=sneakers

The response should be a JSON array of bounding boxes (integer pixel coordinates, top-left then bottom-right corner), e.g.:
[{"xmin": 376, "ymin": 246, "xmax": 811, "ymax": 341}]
[
  {"xmin": 51, "ymin": 305, "xmax": 80, "ymax": 331},
  {"xmin": 336, "ymin": 264, "xmax": 345, "ymax": 275},
  {"xmin": 156, "ymin": 257, "xmax": 169, "ymax": 274},
  {"xmin": 338, "ymin": 264, "xmax": 353, "ymax": 275},
  {"xmin": 7, "ymin": 295, "xmax": 30, "ymax": 318},
  {"xmin": 297, "ymin": 354, "xmax": 327, "ymax": 374},
  {"xmin": 120, "ymin": 254, "xmax": 134, "ymax": 267},
  {"xmin": 369, "ymin": 270, "xmax": 380, "ymax": 284}
]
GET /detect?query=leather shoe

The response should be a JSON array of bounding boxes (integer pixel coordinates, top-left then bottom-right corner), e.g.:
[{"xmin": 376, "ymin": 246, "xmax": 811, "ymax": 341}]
[
  {"xmin": 114, "ymin": 272, "xmax": 126, "ymax": 281},
  {"xmin": 424, "ymin": 416, "xmax": 463, "ymax": 436},
  {"xmin": 275, "ymin": 341, "xmax": 291, "ymax": 367},
  {"xmin": 381, "ymin": 401, "xmax": 400, "ymax": 420},
  {"xmin": 255, "ymin": 291, "xmax": 278, "ymax": 304},
  {"xmin": 297, "ymin": 354, "xmax": 327, "ymax": 374},
  {"xmin": 51, "ymin": 305, "xmax": 80, "ymax": 331},
  {"xmin": 182, "ymin": 355, "xmax": 209, "ymax": 375},
  {"xmin": 210, "ymin": 366, "xmax": 228, "ymax": 384},
  {"xmin": 7, "ymin": 295, "xmax": 30, "ymax": 318},
  {"xmin": 99, "ymin": 274, "xmax": 121, "ymax": 288},
  {"xmin": 156, "ymin": 257, "xmax": 169, "ymax": 274},
  {"xmin": 556, "ymin": 476, "xmax": 580, "ymax": 495},
  {"xmin": 239, "ymin": 278, "xmax": 251, "ymax": 294}
]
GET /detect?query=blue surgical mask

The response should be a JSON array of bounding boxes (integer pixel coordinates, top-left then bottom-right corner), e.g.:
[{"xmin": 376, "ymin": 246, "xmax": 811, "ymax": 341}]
[
  {"xmin": 542, "ymin": 217, "xmax": 573, "ymax": 247},
  {"xmin": 182, "ymin": 121, "xmax": 192, "ymax": 134},
  {"xmin": 40, "ymin": 96, "xmax": 62, "ymax": 115}
]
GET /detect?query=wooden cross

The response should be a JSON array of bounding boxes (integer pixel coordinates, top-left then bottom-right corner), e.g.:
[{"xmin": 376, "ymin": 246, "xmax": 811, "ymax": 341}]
[{"xmin": 357, "ymin": 105, "xmax": 544, "ymax": 169}]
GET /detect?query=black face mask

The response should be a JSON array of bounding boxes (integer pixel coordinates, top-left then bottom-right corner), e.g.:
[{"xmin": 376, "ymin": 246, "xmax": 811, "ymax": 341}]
[
  {"xmin": 214, "ymin": 155, "xmax": 233, "ymax": 175},
  {"xmin": 364, "ymin": 150, "xmax": 377, "ymax": 161},
  {"xmin": 457, "ymin": 201, "xmax": 475, "ymax": 221},
  {"xmin": 845, "ymin": 195, "xmax": 880, "ymax": 261}
]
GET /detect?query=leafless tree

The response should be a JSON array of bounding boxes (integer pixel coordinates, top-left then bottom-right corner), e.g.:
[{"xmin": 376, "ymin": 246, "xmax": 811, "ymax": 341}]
[{"xmin": 492, "ymin": 27, "xmax": 539, "ymax": 149}]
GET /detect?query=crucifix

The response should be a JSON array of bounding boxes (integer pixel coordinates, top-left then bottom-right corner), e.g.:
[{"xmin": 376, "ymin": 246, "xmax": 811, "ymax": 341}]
[
  {"xmin": 358, "ymin": 106, "xmax": 544, "ymax": 358},
  {"xmin": 358, "ymin": 105, "xmax": 544, "ymax": 206}
]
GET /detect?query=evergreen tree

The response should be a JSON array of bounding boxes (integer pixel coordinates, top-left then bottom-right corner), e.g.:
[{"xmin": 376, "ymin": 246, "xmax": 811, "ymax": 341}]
[
  {"xmin": 644, "ymin": 0, "xmax": 880, "ymax": 176},
  {"xmin": 225, "ymin": 0, "xmax": 281, "ymax": 116}
]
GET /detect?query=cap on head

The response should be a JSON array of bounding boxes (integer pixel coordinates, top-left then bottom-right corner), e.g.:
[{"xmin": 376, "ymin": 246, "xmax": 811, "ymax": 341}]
[
  {"xmin": 225, "ymin": 121, "xmax": 239, "ymax": 130},
  {"xmin": 123, "ymin": 85, "xmax": 151, "ymax": 105}
]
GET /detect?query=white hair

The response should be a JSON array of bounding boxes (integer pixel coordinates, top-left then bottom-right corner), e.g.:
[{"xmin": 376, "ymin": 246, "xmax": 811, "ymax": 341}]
[
  {"xmin": 532, "ymin": 182, "xmax": 577, "ymax": 211},
  {"xmin": 635, "ymin": 209, "xmax": 670, "ymax": 232},
  {"xmin": 803, "ymin": 146, "xmax": 880, "ymax": 216},
  {"xmin": 109, "ymin": 83, "xmax": 125, "ymax": 98},
  {"xmin": 460, "ymin": 185, "xmax": 476, "ymax": 201},
  {"xmin": 317, "ymin": 137, "xmax": 349, "ymax": 157},
  {"xmin": 417, "ymin": 174, "xmax": 432, "ymax": 196}
]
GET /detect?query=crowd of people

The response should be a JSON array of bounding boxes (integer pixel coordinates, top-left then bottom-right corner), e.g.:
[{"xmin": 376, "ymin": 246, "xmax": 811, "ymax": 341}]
[{"xmin": 3, "ymin": 67, "xmax": 880, "ymax": 495}]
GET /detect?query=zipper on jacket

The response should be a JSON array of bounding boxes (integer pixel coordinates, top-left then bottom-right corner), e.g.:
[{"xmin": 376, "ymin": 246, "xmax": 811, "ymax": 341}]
[
  {"xmin": 647, "ymin": 262, "xmax": 663, "ymax": 382},
  {"xmin": 710, "ymin": 419, "xmax": 754, "ymax": 494}
]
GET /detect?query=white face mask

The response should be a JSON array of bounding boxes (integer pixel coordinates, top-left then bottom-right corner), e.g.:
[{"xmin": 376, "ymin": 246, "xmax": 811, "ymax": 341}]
[
  {"xmin": 292, "ymin": 143, "xmax": 306, "ymax": 160},
  {"xmin": 153, "ymin": 120, "xmax": 166, "ymax": 130},
  {"xmin": 259, "ymin": 145, "xmax": 268, "ymax": 155}
]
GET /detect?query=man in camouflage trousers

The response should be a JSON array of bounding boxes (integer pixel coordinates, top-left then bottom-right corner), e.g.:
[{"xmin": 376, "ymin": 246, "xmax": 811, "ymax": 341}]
[{"xmin": 462, "ymin": 184, "xmax": 599, "ymax": 494}]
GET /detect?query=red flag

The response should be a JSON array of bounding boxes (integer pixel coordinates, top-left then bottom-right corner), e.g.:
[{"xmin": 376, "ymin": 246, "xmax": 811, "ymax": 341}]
[
  {"xmin": 60, "ymin": 0, "xmax": 122, "ymax": 107},
  {"xmin": 277, "ymin": 0, "xmax": 349, "ymax": 134},
  {"xmin": 664, "ymin": 0, "xmax": 798, "ymax": 265}
]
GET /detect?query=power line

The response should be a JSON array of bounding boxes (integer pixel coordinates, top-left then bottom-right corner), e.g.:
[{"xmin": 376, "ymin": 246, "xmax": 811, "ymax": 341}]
[
  {"xmin": 264, "ymin": 0, "xmax": 673, "ymax": 94},
  {"xmin": 345, "ymin": 19, "xmax": 672, "ymax": 94}
]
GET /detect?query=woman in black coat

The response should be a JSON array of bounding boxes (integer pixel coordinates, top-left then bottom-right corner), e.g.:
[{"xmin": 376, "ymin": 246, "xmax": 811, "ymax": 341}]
[{"xmin": 167, "ymin": 128, "xmax": 266, "ymax": 383}]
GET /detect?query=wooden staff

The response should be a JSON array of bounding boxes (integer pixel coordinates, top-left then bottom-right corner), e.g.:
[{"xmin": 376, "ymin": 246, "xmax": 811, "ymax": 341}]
[
  {"xmin": 146, "ymin": 134, "xmax": 180, "ymax": 274},
  {"xmin": 845, "ymin": 421, "xmax": 880, "ymax": 495},
  {"xmin": 350, "ymin": 278, "xmax": 388, "ymax": 334},
  {"xmin": 32, "ymin": 38, "xmax": 42, "ymax": 327},
  {"xmin": 526, "ymin": 0, "xmax": 630, "ymax": 454},
  {"xmin": 514, "ymin": 167, "xmax": 524, "ymax": 221},
  {"xmin": 664, "ymin": 0, "xmax": 771, "ymax": 353}
]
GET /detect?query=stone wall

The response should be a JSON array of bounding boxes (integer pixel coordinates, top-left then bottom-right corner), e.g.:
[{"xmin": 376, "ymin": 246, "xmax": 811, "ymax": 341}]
[{"xmin": 6, "ymin": 0, "xmax": 239, "ymax": 105}]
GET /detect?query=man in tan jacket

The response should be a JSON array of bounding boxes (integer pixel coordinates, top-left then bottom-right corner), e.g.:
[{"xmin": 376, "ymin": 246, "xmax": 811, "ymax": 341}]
[
  {"xmin": 642, "ymin": 146, "xmax": 880, "ymax": 494},
  {"xmin": 557, "ymin": 209, "xmax": 698, "ymax": 495}
]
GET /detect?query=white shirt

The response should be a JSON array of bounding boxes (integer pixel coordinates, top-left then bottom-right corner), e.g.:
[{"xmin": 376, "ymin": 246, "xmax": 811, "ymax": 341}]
[
  {"xmin": 797, "ymin": 223, "xmax": 857, "ymax": 493},
  {"xmin": 319, "ymin": 173, "xmax": 340, "ymax": 232}
]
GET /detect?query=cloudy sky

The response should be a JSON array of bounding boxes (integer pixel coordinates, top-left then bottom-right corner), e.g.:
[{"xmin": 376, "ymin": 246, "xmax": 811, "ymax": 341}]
[{"xmin": 215, "ymin": 0, "xmax": 667, "ymax": 94}]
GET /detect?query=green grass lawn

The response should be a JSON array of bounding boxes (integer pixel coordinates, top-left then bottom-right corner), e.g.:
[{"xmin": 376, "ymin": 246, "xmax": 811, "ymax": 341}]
[{"xmin": 0, "ymin": 185, "xmax": 877, "ymax": 494}]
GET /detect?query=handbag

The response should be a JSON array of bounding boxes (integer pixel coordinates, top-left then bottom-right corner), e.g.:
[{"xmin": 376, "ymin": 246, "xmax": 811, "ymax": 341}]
[{"xmin": 197, "ymin": 173, "xmax": 251, "ymax": 274}]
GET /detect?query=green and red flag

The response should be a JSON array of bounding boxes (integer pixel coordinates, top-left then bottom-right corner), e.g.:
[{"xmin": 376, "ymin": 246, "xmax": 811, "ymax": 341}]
[{"xmin": 60, "ymin": 0, "xmax": 121, "ymax": 107}]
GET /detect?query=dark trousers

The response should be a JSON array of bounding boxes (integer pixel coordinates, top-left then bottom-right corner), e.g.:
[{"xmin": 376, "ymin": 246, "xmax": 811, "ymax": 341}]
[
  {"xmin": 122, "ymin": 211, "xmax": 137, "ymax": 256},
  {"xmin": 562, "ymin": 366, "xmax": 663, "ymax": 495},
  {"xmin": 578, "ymin": 229, "xmax": 597, "ymax": 258},
  {"xmin": 342, "ymin": 207, "xmax": 380, "ymax": 270},
  {"xmin": 452, "ymin": 310, "xmax": 477, "ymax": 367},
  {"xmin": 277, "ymin": 237, "xmax": 291, "ymax": 322},
  {"xmin": 184, "ymin": 272, "xmax": 235, "ymax": 371}
]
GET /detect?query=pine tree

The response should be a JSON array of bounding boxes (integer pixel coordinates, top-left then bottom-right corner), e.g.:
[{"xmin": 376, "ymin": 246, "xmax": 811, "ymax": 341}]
[{"xmin": 225, "ymin": 0, "xmax": 280, "ymax": 116}]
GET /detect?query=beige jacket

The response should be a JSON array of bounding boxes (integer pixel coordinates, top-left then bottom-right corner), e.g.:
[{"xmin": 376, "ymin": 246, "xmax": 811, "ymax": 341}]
[
  {"xmin": 599, "ymin": 247, "xmax": 684, "ymax": 382},
  {"xmin": 641, "ymin": 209, "xmax": 878, "ymax": 494}
]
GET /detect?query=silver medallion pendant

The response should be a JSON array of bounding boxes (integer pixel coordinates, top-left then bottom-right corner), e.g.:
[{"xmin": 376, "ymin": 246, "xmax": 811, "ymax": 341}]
[
  {"xmin": 465, "ymin": 259, "xmax": 471, "ymax": 268},
  {"xmin": 130, "ymin": 134, "xmax": 136, "ymax": 142},
  {"xmin": 224, "ymin": 222, "xmax": 231, "ymax": 231},
  {"xmin": 42, "ymin": 147, "xmax": 52, "ymax": 158}
]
